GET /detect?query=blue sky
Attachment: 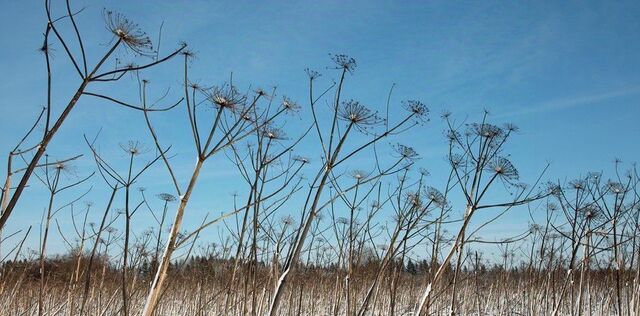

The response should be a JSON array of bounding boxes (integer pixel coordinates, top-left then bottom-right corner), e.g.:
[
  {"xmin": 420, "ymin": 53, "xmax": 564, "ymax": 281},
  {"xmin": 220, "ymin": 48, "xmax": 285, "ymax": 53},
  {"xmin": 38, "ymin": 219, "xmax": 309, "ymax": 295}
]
[{"xmin": 0, "ymin": 0, "xmax": 639, "ymax": 259}]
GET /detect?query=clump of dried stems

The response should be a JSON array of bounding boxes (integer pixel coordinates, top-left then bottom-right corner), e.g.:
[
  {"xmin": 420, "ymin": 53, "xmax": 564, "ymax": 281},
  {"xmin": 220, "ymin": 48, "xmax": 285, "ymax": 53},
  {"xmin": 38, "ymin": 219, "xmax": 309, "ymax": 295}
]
[{"xmin": 1, "ymin": 2, "xmax": 639, "ymax": 316}]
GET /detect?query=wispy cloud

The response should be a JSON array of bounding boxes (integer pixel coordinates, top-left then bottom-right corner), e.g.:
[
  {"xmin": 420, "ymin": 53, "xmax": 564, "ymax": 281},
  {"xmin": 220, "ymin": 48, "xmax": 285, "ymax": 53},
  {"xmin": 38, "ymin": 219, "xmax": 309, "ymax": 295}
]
[{"xmin": 497, "ymin": 84, "xmax": 640, "ymax": 118}]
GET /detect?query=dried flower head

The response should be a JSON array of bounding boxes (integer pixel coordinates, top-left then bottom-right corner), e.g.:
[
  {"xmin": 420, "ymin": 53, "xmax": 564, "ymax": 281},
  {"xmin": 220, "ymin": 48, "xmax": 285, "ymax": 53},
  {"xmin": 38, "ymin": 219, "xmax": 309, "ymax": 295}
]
[
  {"xmin": 424, "ymin": 187, "xmax": 446, "ymax": 207},
  {"xmin": 449, "ymin": 153, "xmax": 466, "ymax": 169},
  {"xmin": 331, "ymin": 54, "xmax": 357, "ymax": 72},
  {"xmin": 120, "ymin": 140, "xmax": 147, "ymax": 156},
  {"xmin": 293, "ymin": 155, "xmax": 310, "ymax": 164},
  {"xmin": 470, "ymin": 123, "xmax": 504, "ymax": 139},
  {"xmin": 446, "ymin": 129, "xmax": 461, "ymax": 143},
  {"xmin": 569, "ymin": 179, "xmax": 586, "ymax": 190},
  {"xmin": 504, "ymin": 123, "xmax": 519, "ymax": 133},
  {"xmin": 607, "ymin": 181, "xmax": 625, "ymax": 194},
  {"xmin": 487, "ymin": 157, "xmax": 519, "ymax": 181},
  {"xmin": 50, "ymin": 160, "xmax": 78, "ymax": 178},
  {"xmin": 103, "ymin": 10, "xmax": 153, "ymax": 55},
  {"xmin": 350, "ymin": 170, "xmax": 368, "ymax": 180},
  {"xmin": 254, "ymin": 88, "xmax": 270, "ymax": 98},
  {"xmin": 582, "ymin": 204, "xmax": 602, "ymax": 221},
  {"xmin": 281, "ymin": 215, "xmax": 295, "ymax": 226},
  {"xmin": 282, "ymin": 97, "xmax": 300, "ymax": 112},
  {"xmin": 394, "ymin": 144, "xmax": 419, "ymax": 160},
  {"xmin": 529, "ymin": 223, "xmax": 542, "ymax": 234},
  {"xmin": 156, "ymin": 193, "xmax": 177, "ymax": 202},
  {"xmin": 241, "ymin": 112, "xmax": 255, "ymax": 122},
  {"xmin": 181, "ymin": 49, "xmax": 196, "ymax": 59},
  {"xmin": 402, "ymin": 100, "xmax": 429, "ymax": 121},
  {"xmin": 207, "ymin": 84, "xmax": 247, "ymax": 111},
  {"xmin": 54, "ymin": 162, "xmax": 68, "ymax": 171},
  {"xmin": 188, "ymin": 81, "xmax": 206, "ymax": 91},
  {"xmin": 405, "ymin": 191, "xmax": 423, "ymax": 207},
  {"xmin": 587, "ymin": 172, "xmax": 602, "ymax": 182},
  {"xmin": 305, "ymin": 68, "xmax": 321, "ymax": 80},
  {"xmin": 545, "ymin": 182, "xmax": 562, "ymax": 196},
  {"xmin": 338, "ymin": 100, "xmax": 380, "ymax": 126},
  {"xmin": 262, "ymin": 126, "xmax": 287, "ymax": 141}
]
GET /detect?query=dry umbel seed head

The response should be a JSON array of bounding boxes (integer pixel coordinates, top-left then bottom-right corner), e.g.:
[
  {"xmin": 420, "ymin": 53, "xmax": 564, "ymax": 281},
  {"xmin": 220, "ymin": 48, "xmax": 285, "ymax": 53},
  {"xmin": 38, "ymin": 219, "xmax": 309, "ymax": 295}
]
[
  {"xmin": 293, "ymin": 155, "xmax": 310, "ymax": 164},
  {"xmin": 305, "ymin": 68, "xmax": 321, "ymax": 80},
  {"xmin": 120, "ymin": 140, "xmax": 147, "ymax": 156},
  {"xmin": 349, "ymin": 170, "xmax": 368, "ymax": 180},
  {"xmin": 338, "ymin": 100, "xmax": 380, "ymax": 127},
  {"xmin": 157, "ymin": 193, "xmax": 177, "ymax": 202},
  {"xmin": 262, "ymin": 125, "xmax": 287, "ymax": 141},
  {"xmin": 103, "ymin": 10, "xmax": 153, "ymax": 55},
  {"xmin": 470, "ymin": 123, "xmax": 504, "ymax": 139},
  {"xmin": 393, "ymin": 144, "xmax": 419, "ymax": 161},
  {"xmin": 607, "ymin": 181, "xmax": 624, "ymax": 194},
  {"xmin": 425, "ymin": 187, "xmax": 446, "ymax": 207},
  {"xmin": 282, "ymin": 97, "xmax": 300, "ymax": 112},
  {"xmin": 403, "ymin": 100, "xmax": 429, "ymax": 122},
  {"xmin": 207, "ymin": 84, "xmax": 247, "ymax": 111},
  {"xmin": 487, "ymin": 156, "xmax": 519, "ymax": 181},
  {"xmin": 331, "ymin": 54, "xmax": 357, "ymax": 72}
]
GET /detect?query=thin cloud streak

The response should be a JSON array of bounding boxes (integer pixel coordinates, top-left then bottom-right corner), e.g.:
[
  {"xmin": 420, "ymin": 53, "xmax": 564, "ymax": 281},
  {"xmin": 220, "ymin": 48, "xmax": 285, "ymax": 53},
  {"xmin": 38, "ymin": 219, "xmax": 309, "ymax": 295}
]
[{"xmin": 498, "ymin": 84, "xmax": 640, "ymax": 118}]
